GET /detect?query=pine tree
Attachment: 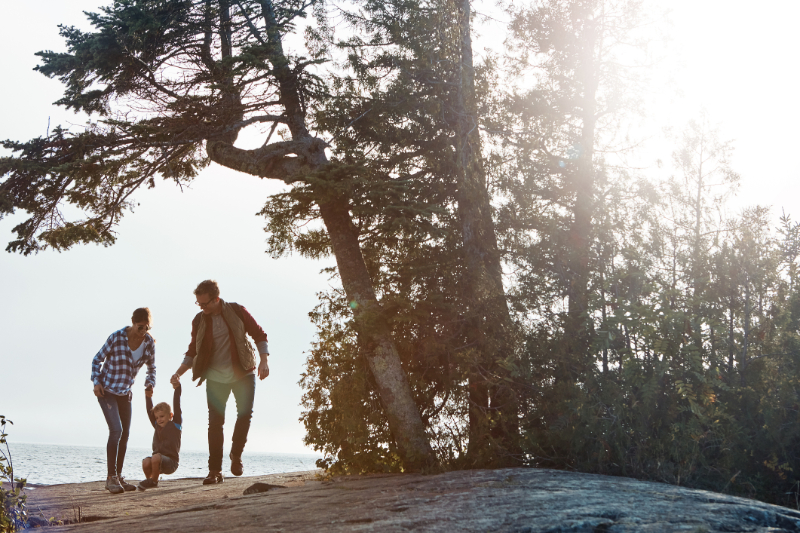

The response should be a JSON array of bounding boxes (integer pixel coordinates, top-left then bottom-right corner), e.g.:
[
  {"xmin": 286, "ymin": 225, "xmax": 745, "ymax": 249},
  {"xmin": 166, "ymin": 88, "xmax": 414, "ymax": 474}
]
[{"xmin": 0, "ymin": 0, "xmax": 435, "ymax": 471}]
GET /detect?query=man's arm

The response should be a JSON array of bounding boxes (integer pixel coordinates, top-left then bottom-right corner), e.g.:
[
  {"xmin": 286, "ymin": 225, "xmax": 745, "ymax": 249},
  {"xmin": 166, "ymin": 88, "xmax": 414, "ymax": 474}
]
[
  {"xmin": 171, "ymin": 315, "xmax": 200, "ymax": 387},
  {"xmin": 239, "ymin": 305, "xmax": 271, "ymax": 380},
  {"xmin": 239, "ymin": 305, "xmax": 268, "ymax": 345}
]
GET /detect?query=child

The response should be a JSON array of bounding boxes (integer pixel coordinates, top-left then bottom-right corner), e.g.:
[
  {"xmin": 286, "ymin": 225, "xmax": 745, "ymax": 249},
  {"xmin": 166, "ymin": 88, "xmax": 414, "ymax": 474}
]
[{"xmin": 138, "ymin": 383, "xmax": 182, "ymax": 490}]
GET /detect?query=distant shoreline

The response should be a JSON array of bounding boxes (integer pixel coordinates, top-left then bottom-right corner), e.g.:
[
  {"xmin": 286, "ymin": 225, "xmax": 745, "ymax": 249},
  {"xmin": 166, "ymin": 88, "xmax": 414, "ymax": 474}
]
[
  {"xmin": 9, "ymin": 441, "xmax": 320, "ymax": 457},
  {"xmin": 6, "ymin": 442, "xmax": 321, "ymax": 486}
]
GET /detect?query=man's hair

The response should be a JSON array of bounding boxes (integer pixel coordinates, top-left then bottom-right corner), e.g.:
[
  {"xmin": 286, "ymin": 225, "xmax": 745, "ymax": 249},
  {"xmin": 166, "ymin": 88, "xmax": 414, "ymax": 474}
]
[
  {"xmin": 152, "ymin": 402, "xmax": 171, "ymax": 416},
  {"xmin": 194, "ymin": 279, "xmax": 220, "ymax": 299},
  {"xmin": 132, "ymin": 307, "xmax": 152, "ymax": 324}
]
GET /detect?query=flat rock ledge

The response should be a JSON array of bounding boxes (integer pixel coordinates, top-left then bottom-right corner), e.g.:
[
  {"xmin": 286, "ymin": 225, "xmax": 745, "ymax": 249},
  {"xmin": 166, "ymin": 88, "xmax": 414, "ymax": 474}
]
[{"xmin": 19, "ymin": 467, "xmax": 800, "ymax": 532}]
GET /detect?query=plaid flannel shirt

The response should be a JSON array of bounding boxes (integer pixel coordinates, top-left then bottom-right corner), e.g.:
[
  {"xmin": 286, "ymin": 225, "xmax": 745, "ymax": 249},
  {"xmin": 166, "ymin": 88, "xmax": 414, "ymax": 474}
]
[{"xmin": 91, "ymin": 327, "xmax": 156, "ymax": 395}]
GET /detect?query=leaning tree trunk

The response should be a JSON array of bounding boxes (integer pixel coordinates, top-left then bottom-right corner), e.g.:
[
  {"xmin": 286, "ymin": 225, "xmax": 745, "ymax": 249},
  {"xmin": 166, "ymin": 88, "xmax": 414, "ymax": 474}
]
[
  {"xmin": 317, "ymin": 195, "xmax": 435, "ymax": 470},
  {"xmin": 454, "ymin": 0, "xmax": 519, "ymax": 466},
  {"xmin": 209, "ymin": 0, "xmax": 436, "ymax": 471}
]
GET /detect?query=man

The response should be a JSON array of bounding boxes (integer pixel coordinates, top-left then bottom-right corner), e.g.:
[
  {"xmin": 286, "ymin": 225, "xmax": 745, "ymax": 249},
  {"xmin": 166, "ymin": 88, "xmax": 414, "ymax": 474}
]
[{"xmin": 171, "ymin": 280, "xmax": 270, "ymax": 484}]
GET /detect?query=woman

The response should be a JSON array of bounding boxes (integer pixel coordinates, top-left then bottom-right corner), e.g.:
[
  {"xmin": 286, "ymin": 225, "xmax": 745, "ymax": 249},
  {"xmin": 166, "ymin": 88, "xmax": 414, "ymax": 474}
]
[{"xmin": 91, "ymin": 307, "xmax": 156, "ymax": 494}]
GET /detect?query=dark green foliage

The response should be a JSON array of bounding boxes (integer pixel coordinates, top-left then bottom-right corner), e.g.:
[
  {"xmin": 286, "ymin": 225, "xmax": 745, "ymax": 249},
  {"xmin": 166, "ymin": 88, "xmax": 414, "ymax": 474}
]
[
  {"xmin": 287, "ymin": 0, "xmax": 486, "ymax": 471},
  {"xmin": 8, "ymin": 0, "xmax": 800, "ymax": 506},
  {"xmin": 0, "ymin": 417, "xmax": 27, "ymax": 533},
  {"xmin": 0, "ymin": 0, "xmax": 327, "ymax": 255}
]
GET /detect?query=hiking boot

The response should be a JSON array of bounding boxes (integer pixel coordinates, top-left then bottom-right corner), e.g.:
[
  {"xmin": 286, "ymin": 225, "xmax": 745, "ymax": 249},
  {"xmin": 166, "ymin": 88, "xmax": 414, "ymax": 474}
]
[
  {"xmin": 137, "ymin": 478, "xmax": 159, "ymax": 490},
  {"xmin": 105, "ymin": 476, "xmax": 124, "ymax": 494},
  {"xmin": 118, "ymin": 477, "xmax": 137, "ymax": 492},
  {"xmin": 202, "ymin": 471, "xmax": 224, "ymax": 485},
  {"xmin": 230, "ymin": 452, "xmax": 243, "ymax": 476}
]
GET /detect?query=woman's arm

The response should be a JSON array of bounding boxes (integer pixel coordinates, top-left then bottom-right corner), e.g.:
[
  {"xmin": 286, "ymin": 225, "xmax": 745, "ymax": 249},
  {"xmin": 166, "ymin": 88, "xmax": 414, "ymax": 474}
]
[
  {"xmin": 144, "ymin": 338, "xmax": 156, "ymax": 391},
  {"xmin": 91, "ymin": 334, "xmax": 113, "ymax": 396}
]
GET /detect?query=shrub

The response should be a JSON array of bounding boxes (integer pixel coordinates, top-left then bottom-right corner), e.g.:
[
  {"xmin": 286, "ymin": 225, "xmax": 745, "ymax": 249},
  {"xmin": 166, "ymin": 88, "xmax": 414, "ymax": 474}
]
[{"xmin": 0, "ymin": 416, "xmax": 27, "ymax": 533}]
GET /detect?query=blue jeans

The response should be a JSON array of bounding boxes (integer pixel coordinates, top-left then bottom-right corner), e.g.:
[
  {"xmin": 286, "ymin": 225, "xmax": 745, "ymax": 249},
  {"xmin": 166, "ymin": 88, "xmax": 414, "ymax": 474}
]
[
  {"xmin": 206, "ymin": 374, "xmax": 256, "ymax": 472},
  {"xmin": 97, "ymin": 392, "xmax": 132, "ymax": 478}
]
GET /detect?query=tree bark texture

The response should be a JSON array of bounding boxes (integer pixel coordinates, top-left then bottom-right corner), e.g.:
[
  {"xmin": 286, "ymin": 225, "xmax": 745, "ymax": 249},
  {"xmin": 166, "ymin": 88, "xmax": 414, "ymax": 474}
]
[
  {"xmin": 208, "ymin": 0, "xmax": 435, "ymax": 471},
  {"xmin": 316, "ymin": 197, "xmax": 436, "ymax": 470},
  {"xmin": 454, "ymin": 0, "xmax": 519, "ymax": 466}
]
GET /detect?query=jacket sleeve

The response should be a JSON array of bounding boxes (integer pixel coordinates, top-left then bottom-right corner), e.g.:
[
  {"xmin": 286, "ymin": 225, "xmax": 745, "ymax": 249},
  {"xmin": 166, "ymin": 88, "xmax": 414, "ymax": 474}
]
[
  {"xmin": 239, "ymin": 305, "xmax": 268, "ymax": 345},
  {"xmin": 91, "ymin": 334, "xmax": 114, "ymax": 385},
  {"xmin": 172, "ymin": 385, "xmax": 182, "ymax": 427},
  {"xmin": 184, "ymin": 314, "xmax": 201, "ymax": 359},
  {"xmin": 146, "ymin": 394, "xmax": 156, "ymax": 428}
]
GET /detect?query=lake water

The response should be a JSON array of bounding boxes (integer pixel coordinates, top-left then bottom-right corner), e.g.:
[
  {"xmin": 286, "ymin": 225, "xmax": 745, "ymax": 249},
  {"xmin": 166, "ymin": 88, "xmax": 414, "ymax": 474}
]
[{"xmin": 3, "ymin": 442, "xmax": 321, "ymax": 486}]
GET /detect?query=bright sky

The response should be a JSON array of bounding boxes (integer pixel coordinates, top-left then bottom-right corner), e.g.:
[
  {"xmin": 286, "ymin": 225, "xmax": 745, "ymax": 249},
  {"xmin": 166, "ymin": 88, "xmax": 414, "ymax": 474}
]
[
  {"xmin": 0, "ymin": 1, "xmax": 335, "ymax": 455},
  {"xmin": 1, "ymin": 1, "xmax": 799, "ymax": 456}
]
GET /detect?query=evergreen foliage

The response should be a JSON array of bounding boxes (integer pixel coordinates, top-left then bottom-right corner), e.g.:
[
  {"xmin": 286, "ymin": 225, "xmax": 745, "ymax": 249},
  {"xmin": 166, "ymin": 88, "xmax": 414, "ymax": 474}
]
[{"xmin": 3, "ymin": 0, "xmax": 800, "ymax": 507}]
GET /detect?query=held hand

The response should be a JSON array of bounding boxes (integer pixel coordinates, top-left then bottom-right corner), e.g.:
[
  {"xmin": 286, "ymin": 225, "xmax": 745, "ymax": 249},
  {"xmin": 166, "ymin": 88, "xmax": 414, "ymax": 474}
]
[
  {"xmin": 170, "ymin": 372, "xmax": 181, "ymax": 388},
  {"xmin": 93, "ymin": 383, "xmax": 105, "ymax": 397},
  {"xmin": 145, "ymin": 386, "xmax": 154, "ymax": 398},
  {"xmin": 258, "ymin": 358, "xmax": 270, "ymax": 380}
]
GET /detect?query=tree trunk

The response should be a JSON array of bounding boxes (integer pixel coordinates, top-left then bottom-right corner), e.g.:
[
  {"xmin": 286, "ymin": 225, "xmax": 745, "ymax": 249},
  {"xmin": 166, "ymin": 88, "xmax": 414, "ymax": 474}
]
[
  {"xmin": 208, "ymin": 0, "xmax": 436, "ymax": 471},
  {"xmin": 728, "ymin": 297, "xmax": 735, "ymax": 373},
  {"xmin": 316, "ymin": 195, "xmax": 436, "ymax": 470},
  {"xmin": 740, "ymin": 274, "xmax": 750, "ymax": 385},
  {"xmin": 453, "ymin": 0, "xmax": 518, "ymax": 466},
  {"xmin": 564, "ymin": 16, "xmax": 600, "ymax": 381}
]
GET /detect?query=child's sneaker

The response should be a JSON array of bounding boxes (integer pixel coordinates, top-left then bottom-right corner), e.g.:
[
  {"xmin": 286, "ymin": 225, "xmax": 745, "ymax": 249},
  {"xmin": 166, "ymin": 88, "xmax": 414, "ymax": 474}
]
[
  {"xmin": 105, "ymin": 476, "xmax": 124, "ymax": 494},
  {"xmin": 118, "ymin": 477, "xmax": 136, "ymax": 492},
  {"xmin": 137, "ymin": 478, "xmax": 159, "ymax": 490}
]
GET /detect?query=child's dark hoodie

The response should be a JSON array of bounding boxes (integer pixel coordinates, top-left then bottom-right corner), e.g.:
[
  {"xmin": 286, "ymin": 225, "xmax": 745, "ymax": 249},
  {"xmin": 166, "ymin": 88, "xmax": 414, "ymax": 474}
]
[{"xmin": 145, "ymin": 385, "xmax": 182, "ymax": 464}]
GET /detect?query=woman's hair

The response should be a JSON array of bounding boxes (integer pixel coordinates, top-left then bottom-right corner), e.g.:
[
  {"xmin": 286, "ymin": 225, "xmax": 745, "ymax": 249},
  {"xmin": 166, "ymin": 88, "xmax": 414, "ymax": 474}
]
[
  {"xmin": 132, "ymin": 307, "xmax": 152, "ymax": 324},
  {"xmin": 152, "ymin": 402, "xmax": 171, "ymax": 416},
  {"xmin": 194, "ymin": 279, "xmax": 220, "ymax": 299}
]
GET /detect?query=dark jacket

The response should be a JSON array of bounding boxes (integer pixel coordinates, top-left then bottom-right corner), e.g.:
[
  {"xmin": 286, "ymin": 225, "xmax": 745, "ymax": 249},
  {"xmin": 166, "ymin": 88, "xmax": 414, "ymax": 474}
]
[
  {"xmin": 184, "ymin": 301, "xmax": 268, "ymax": 381},
  {"xmin": 146, "ymin": 385, "xmax": 182, "ymax": 463}
]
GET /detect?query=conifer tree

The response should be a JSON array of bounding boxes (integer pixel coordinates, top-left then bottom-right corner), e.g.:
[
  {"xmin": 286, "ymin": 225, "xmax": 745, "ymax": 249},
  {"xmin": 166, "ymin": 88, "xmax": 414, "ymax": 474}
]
[
  {"xmin": 0, "ymin": 0, "xmax": 435, "ymax": 471},
  {"xmin": 291, "ymin": 0, "xmax": 521, "ymax": 467},
  {"xmin": 497, "ymin": 0, "xmax": 650, "ymax": 382}
]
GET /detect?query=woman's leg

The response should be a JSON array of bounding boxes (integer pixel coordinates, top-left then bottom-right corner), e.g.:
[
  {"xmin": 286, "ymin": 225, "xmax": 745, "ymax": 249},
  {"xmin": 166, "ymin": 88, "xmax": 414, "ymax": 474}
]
[
  {"xmin": 97, "ymin": 394, "xmax": 123, "ymax": 478},
  {"xmin": 115, "ymin": 394, "xmax": 132, "ymax": 477}
]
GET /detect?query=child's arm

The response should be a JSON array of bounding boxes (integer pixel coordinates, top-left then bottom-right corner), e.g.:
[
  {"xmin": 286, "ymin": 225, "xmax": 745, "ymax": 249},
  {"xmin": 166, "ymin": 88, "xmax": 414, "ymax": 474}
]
[
  {"xmin": 146, "ymin": 393, "xmax": 156, "ymax": 428},
  {"xmin": 172, "ymin": 384, "xmax": 182, "ymax": 427}
]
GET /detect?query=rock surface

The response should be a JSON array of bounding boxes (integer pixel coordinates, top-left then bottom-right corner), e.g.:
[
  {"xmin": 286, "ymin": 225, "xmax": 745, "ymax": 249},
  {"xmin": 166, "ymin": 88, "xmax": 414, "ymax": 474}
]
[{"xmin": 20, "ymin": 467, "xmax": 800, "ymax": 532}]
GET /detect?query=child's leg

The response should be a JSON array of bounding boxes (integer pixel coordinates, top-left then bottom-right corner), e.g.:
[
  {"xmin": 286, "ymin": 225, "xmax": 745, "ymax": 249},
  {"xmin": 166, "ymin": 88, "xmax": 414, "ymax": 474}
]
[
  {"xmin": 142, "ymin": 457, "xmax": 152, "ymax": 479},
  {"xmin": 150, "ymin": 453, "xmax": 162, "ymax": 479}
]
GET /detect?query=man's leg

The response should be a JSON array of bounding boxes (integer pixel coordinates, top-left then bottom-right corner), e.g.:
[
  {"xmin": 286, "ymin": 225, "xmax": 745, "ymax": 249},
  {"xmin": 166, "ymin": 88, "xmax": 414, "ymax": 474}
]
[
  {"xmin": 206, "ymin": 379, "xmax": 232, "ymax": 473},
  {"xmin": 230, "ymin": 374, "xmax": 256, "ymax": 459}
]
